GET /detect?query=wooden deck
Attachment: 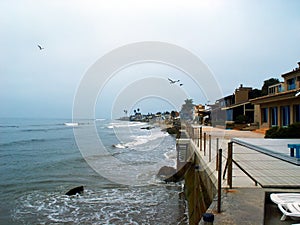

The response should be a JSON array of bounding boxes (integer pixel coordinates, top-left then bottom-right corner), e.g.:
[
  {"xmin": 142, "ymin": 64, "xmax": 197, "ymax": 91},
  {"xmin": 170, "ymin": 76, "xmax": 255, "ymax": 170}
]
[{"xmin": 232, "ymin": 138, "xmax": 300, "ymax": 188}]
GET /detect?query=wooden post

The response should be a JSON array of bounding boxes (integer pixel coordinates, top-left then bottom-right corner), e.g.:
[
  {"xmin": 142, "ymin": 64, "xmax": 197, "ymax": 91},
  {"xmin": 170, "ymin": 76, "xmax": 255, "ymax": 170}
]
[
  {"xmin": 200, "ymin": 127, "xmax": 202, "ymax": 151},
  {"xmin": 197, "ymin": 127, "xmax": 200, "ymax": 147},
  {"xmin": 216, "ymin": 138, "xmax": 219, "ymax": 171},
  {"xmin": 191, "ymin": 127, "xmax": 194, "ymax": 142},
  {"xmin": 217, "ymin": 148, "xmax": 222, "ymax": 213},
  {"xmin": 203, "ymin": 132, "xmax": 206, "ymax": 156},
  {"xmin": 209, "ymin": 134, "xmax": 212, "ymax": 162},
  {"xmin": 227, "ymin": 142, "xmax": 233, "ymax": 189}
]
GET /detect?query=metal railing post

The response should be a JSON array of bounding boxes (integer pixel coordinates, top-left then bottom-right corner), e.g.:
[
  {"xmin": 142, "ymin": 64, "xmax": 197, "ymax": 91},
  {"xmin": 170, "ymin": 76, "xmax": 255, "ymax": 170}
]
[
  {"xmin": 216, "ymin": 138, "xmax": 219, "ymax": 171},
  {"xmin": 191, "ymin": 126, "xmax": 195, "ymax": 143},
  {"xmin": 203, "ymin": 132, "xmax": 206, "ymax": 156},
  {"xmin": 200, "ymin": 127, "xmax": 202, "ymax": 151},
  {"xmin": 227, "ymin": 142, "xmax": 233, "ymax": 189},
  {"xmin": 217, "ymin": 148, "xmax": 222, "ymax": 213},
  {"xmin": 209, "ymin": 134, "xmax": 212, "ymax": 162},
  {"xmin": 197, "ymin": 127, "xmax": 200, "ymax": 147}
]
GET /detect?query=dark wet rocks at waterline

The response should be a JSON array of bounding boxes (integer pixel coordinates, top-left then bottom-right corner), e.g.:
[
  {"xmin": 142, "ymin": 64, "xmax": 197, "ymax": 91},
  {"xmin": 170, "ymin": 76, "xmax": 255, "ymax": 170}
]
[
  {"xmin": 157, "ymin": 166, "xmax": 177, "ymax": 180},
  {"xmin": 162, "ymin": 125, "xmax": 183, "ymax": 139},
  {"xmin": 65, "ymin": 186, "xmax": 84, "ymax": 196},
  {"xmin": 157, "ymin": 163, "xmax": 192, "ymax": 183}
]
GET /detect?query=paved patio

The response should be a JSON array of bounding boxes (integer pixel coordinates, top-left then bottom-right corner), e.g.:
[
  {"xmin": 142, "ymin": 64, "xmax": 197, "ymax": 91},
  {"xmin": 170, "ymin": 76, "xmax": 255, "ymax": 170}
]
[{"xmin": 186, "ymin": 126, "xmax": 300, "ymax": 224}]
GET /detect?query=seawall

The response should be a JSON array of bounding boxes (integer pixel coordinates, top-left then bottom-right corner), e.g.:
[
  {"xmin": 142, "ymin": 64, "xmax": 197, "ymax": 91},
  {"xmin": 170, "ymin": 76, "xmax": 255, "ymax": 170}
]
[
  {"xmin": 176, "ymin": 132, "xmax": 218, "ymax": 225},
  {"xmin": 176, "ymin": 124, "xmax": 266, "ymax": 224},
  {"xmin": 179, "ymin": 124, "xmax": 300, "ymax": 225}
]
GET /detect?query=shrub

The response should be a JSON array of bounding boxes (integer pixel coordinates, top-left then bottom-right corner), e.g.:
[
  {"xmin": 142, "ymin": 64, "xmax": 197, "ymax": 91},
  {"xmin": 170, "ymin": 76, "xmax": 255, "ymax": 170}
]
[
  {"xmin": 287, "ymin": 122, "xmax": 300, "ymax": 138},
  {"xmin": 235, "ymin": 115, "xmax": 248, "ymax": 124},
  {"xmin": 265, "ymin": 126, "xmax": 279, "ymax": 138},
  {"xmin": 265, "ymin": 123, "xmax": 300, "ymax": 138}
]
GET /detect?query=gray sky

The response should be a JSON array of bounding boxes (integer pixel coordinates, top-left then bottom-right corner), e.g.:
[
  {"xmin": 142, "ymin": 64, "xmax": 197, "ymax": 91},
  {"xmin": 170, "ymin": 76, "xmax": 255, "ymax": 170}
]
[{"xmin": 1, "ymin": 0, "xmax": 299, "ymax": 119}]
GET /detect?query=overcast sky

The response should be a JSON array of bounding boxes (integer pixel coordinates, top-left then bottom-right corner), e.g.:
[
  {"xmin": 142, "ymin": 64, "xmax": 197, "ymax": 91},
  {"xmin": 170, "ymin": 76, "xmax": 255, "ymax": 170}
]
[{"xmin": 1, "ymin": 0, "xmax": 299, "ymax": 119}]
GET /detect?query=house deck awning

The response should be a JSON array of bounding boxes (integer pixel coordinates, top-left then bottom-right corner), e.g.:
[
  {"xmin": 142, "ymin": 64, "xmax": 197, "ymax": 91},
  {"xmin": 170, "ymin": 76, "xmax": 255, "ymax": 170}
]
[{"xmin": 221, "ymin": 101, "xmax": 251, "ymax": 110}]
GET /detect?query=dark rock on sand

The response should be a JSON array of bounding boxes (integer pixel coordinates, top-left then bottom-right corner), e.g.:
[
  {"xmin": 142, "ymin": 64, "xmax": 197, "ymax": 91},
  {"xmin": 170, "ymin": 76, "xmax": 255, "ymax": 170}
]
[
  {"xmin": 141, "ymin": 126, "xmax": 154, "ymax": 130},
  {"xmin": 65, "ymin": 186, "xmax": 84, "ymax": 196}
]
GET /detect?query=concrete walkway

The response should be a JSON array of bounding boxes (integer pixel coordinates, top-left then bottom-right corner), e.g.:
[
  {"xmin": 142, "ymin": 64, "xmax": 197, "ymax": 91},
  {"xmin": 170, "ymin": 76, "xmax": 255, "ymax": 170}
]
[{"xmin": 202, "ymin": 188, "xmax": 265, "ymax": 225}]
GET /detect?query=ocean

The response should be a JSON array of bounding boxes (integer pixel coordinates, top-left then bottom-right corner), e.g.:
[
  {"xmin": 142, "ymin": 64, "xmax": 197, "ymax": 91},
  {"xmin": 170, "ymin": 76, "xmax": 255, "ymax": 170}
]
[{"xmin": 0, "ymin": 118, "xmax": 187, "ymax": 224}]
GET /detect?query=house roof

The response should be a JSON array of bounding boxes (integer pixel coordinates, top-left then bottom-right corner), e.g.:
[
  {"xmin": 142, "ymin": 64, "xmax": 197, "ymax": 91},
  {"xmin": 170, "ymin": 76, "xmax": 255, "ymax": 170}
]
[
  {"xmin": 281, "ymin": 68, "xmax": 300, "ymax": 77},
  {"xmin": 250, "ymin": 88, "xmax": 300, "ymax": 104}
]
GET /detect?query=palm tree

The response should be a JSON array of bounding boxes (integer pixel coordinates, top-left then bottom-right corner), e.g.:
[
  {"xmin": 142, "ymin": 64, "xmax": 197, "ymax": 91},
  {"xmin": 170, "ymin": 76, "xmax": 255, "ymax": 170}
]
[{"xmin": 180, "ymin": 98, "xmax": 194, "ymax": 120}]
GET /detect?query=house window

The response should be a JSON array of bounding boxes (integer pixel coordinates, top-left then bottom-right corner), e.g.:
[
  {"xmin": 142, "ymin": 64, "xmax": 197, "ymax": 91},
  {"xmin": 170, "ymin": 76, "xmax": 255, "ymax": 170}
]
[
  {"xmin": 278, "ymin": 84, "xmax": 283, "ymax": 92},
  {"xmin": 262, "ymin": 108, "xmax": 268, "ymax": 123},
  {"xmin": 226, "ymin": 109, "xmax": 233, "ymax": 121},
  {"xmin": 294, "ymin": 104, "xmax": 300, "ymax": 123},
  {"xmin": 281, "ymin": 106, "xmax": 290, "ymax": 127},
  {"xmin": 271, "ymin": 107, "xmax": 278, "ymax": 126},
  {"xmin": 268, "ymin": 87, "xmax": 275, "ymax": 94},
  {"xmin": 287, "ymin": 78, "xmax": 296, "ymax": 90}
]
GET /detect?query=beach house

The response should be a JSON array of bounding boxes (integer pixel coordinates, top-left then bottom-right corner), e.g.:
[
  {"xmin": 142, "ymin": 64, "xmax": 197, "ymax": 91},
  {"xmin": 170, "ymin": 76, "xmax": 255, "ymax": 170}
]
[
  {"xmin": 210, "ymin": 84, "xmax": 256, "ymax": 128},
  {"xmin": 250, "ymin": 62, "xmax": 300, "ymax": 129}
]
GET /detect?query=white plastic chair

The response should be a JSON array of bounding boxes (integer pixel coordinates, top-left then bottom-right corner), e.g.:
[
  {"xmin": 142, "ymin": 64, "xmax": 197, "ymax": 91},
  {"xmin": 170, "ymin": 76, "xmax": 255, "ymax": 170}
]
[
  {"xmin": 270, "ymin": 193, "xmax": 300, "ymax": 205},
  {"xmin": 278, "ymin": 203, "xmax": 300, "ymax": 221}
]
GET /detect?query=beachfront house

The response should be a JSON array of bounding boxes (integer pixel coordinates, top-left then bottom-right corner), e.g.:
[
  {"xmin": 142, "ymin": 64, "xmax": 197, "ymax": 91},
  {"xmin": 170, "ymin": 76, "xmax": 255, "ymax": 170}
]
[
  {"xmin": 193, "ymin": 104, "xmax": 211, "ymax": 124},
  {"xmin": 250, "ymin": 62, "xmax": 300, "ymax": 129},
  {"xmin": 221, "ymin": 84, "xmax": 255, "ymax": 124},
  {"xmin": 210, "ymin": 84, "xmax": 258, "ymax": 129},
  {"xmin": 210, "ymin": 95, "xmax": 232, "ymax": 127}
]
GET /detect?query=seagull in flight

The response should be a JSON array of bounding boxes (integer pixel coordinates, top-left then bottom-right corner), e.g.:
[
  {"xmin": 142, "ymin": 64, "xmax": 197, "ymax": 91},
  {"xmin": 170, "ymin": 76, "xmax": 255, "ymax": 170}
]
[
  {"xmin": 168, "ymin": 78, "xmax": 180, "ymax": 84},
  {"xmin": 37, "ymin": 45, "xmax": 44, "ymax": 50}
]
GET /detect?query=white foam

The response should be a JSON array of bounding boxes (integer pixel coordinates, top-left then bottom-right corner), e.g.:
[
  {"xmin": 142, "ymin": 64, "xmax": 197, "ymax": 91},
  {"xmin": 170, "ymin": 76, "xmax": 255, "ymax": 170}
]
[
  {"xmin": 108, "ymin": 121, "xmax": 148, "ymax": 128},
  {"xmin": 64, "ymin": 123, "xmax": 79, "ymax": 127},
  {"xmin": 95, "ymin": 118, "xmax": 106, "ymax": 121},
  {"xmin": 113, "ymin": 143, "xmax": 127, "ymax": 149},
  {"xmin": 114, "ymin": 129, "xmax": 169, "ymax": 149},
  {"xmin": 164, "ymin": 148, "xmax": 177, "ymax": 160}
]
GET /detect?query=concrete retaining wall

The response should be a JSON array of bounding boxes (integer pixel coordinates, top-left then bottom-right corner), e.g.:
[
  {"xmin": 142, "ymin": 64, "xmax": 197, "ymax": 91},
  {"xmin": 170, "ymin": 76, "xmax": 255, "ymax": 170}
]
[{"xmin": 182, "ymin": 139, "xmax": 217, "ymax": 225}]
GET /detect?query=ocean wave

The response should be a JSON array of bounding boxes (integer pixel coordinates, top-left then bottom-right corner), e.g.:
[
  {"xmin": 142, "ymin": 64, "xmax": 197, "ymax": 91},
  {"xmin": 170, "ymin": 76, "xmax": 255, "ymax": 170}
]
[
  {"xmin": 64, "ymin": 122, "xmax": 79, "ymax": 127},
  {"xmin": 95, "ymin": 118, "xmax": 106, "ymax": 121},
  {"xmin": 0, "ymin": 137, "xmax": 70, "ymax": 147},
  {"xmin": 112, "ymin": 143, "xmax": 127, "ymax": 149},
  {"xmin": 107, "ymin": 121, "xmax": 148, "ymax": 129},
  {"xmin": 113, "ymin": 131, "xmax": 169, "ymax": 149},
  {"xmin": 0, "ymin": 125, "xmax": 19, "ymax": 128},
  {"xmin": 20, "ymin": 126, "xmax": 70, "ymax": 132},
  {"xmin": 164, "ymin": 148, "xmax": 177, "ymax": 160},
  {"xmin": 1, "ymin": 122, "xmax": 80, "ymax": 130},
  {"xmin": 12, "ymin": 185, "xmax": 185, "ymax": 225}
]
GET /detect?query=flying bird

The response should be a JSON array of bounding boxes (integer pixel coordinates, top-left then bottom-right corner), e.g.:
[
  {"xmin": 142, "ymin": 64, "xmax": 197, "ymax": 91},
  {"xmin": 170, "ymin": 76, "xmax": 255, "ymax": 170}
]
[
  {"xmin": 37, "ymin": 45, "xmax": 44, "ymax": 50},
  {"xmin": 179, "ymin": 83, "xmax": 183, "ymax": 86},
  {"xmin": 168, "ymin": 78, "xmax": 180, "ymax": 84}
]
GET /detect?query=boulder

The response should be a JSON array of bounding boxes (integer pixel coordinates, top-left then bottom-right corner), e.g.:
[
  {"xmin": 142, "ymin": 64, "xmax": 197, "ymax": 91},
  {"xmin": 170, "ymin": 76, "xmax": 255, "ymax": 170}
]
[{"xmin": 157, "ymin": 166, "xmax": 176, "ymax": 178}]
